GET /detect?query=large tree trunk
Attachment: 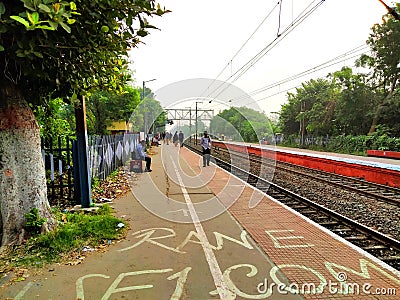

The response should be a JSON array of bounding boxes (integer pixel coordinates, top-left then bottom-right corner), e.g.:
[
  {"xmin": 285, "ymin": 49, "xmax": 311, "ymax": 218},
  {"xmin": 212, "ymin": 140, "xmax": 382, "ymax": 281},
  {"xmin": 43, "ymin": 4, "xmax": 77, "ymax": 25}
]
[{"xmin": 0, "ymin": 85, "xmax": 55, "ymax": 246}]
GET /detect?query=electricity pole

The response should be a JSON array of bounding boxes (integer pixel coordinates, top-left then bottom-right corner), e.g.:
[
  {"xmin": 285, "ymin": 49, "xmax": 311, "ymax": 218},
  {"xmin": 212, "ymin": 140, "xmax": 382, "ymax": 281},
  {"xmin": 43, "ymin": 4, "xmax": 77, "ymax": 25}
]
[
  {"xmin": 142, "ymin": 78, "xmax": 156, "ymax": 136},
  {"xmin": 195, "ymin": 101, "xmax": 202, "ymax": 145}
]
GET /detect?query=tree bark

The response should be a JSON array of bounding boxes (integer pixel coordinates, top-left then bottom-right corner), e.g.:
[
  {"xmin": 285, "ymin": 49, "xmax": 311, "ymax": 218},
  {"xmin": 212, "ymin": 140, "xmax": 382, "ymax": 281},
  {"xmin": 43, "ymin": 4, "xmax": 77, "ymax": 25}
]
[{"xmin": 0, "ymin": 84, "xmax": 55, "ymax": 246}]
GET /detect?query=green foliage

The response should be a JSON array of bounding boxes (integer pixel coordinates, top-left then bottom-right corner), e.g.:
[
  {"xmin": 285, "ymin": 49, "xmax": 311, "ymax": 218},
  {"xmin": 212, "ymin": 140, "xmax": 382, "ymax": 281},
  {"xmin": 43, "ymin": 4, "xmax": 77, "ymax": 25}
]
[
  {"xmin": 91, "ymin": 176, "xmax": 101, "ymax": 189},
  {"xmin": 278, "ymin": 97, "xmax": 300, "ymax": 135},
  {"xmin": 32, "ymin": 97, "xmax": 74, "ymax": 139},
  {"xmin": 5, "ymin": 1, "xmax": 79, "ymax": 36},
  {"xmin": 279, "ymin": 133, "xmax": 400, "ymax": 155},
  {"xmin": 324, "ymin": 135, "xmax": 400, "ymax": 154},
  {"xmin": 279, "ymin": 78, "xmax": 338, "ymax": 136},
  {"xmin": 24, "ymin": 208, "xmax": 46, "ymax": 234},
  {"xmin": 358, "ymin": 4, "xmax": 400, "ymax": 95},
  {"xmin": 108, "ymin": 169, "xmax": 120, "ymax": 179},
  {"xmin": 279, "ymin": 65, "xmax": 400, "ymax": 138},
  {"xmin": 0, "ymin": 0, "xmax": 169, "ymax": 107},
  {"xmin": 2, "ymin": 204, "xmax": 127, "ymax": 267},
  {"xmin": 96, "ymin": 203, "xmax": 113, "ymax": 215},
  {"xmin": 86, "ymin": 86, "xmax": 141, "ymax": 135},
  {"xmin": 211, "ymin": 107, "xmax": 273, "ymax": 142},
  {"xmin": 34, "ymin": 205, "xmax": 126, "ymax": 259},
  {"xmin": 278, "ymin": 6, "xmax": 400, "ymax": 138},
  {"xmin": 129, "ymin": 95, "xmax": 166, "ymax": 133},
  {"xmin": 330, "ymin": 67, "xmax": 378, "ymax": 135},
  {"xmin": 355, "ymin": 4, "xmax": 400, "ymax": 134}
]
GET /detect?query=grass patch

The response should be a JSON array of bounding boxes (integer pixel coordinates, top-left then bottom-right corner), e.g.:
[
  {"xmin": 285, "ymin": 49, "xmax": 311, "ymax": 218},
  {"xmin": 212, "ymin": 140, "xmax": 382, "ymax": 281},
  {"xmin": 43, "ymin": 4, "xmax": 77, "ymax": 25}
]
[{"xmin": 0, "ymin": 204, "xmax": 127, "ymax": 271}]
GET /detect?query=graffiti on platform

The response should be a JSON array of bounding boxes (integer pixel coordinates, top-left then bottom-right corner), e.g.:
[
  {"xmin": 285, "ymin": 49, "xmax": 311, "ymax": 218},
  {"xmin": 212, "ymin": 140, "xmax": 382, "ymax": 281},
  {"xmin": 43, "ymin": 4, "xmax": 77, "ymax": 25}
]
[
  {"xmin": 76, "ymin": 267, "xmax": 192, "ymax": 300},
  {"xmin": 13, "ymin": 260, "xmax": 399, "ymax": 299},
  {"xmin": 118, "ymin": 227, "xmax": 254, "ymax": 253},
  {"xmin": 264, "ymin": 229, "xmax": 315, "ymax": 248},
  {"xmin": 10, "ymin": 227, "xmax": 400, "ymax": 299}
]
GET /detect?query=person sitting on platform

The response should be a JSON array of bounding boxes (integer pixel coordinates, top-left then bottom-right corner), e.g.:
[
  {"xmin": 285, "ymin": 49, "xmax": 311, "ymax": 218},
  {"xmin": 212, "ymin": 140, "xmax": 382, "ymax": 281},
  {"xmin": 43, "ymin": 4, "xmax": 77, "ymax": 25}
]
[
  {"xmin": 136, "ymin": 140, "xmax": 152, "ymax": 172},
  {"xmin": 152, "ymin": 135, "xmax": 160, "ymax": 146}
]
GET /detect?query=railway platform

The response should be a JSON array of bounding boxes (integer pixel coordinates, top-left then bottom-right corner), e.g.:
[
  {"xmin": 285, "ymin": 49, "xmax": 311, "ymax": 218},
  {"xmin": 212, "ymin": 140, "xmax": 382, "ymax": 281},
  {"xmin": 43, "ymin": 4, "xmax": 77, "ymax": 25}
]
[
  {"xmin": 1, "ymin": 143, "xmax": 399, "ymax": 299},
  {"xmin": 212, "ymin": 141, "xmax": 400, "ymax": 188},
  {"xmin": 265, "ymin": 145, "xmax": 400, "ymax": 171}
]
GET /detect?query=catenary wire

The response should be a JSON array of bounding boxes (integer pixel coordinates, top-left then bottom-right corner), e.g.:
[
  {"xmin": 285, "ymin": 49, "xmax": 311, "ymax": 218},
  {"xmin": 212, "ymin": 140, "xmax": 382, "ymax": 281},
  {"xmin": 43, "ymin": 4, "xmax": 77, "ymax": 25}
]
[
  {"xmin": 195, "ymin": 2, "xmax": 281, "ymax": 102},
  {"xmin": 205, "ymin": 0, "xmax": 326, "ymax": 103},
  {"xmin": 206, "ymin": 45, "xmax": 370, "ymax": 109}
]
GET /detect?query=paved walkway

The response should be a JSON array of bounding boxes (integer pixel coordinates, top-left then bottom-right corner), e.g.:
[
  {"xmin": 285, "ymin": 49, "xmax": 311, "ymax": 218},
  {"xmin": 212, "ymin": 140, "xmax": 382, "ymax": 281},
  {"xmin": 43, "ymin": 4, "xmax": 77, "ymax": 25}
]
[
  {"xmin": 1, "ymin": 144, "xmax": 399, "ymax": 299},
  {"xmin": 0, "ymin": 144, "xmax": 298, "ymax": 299}
]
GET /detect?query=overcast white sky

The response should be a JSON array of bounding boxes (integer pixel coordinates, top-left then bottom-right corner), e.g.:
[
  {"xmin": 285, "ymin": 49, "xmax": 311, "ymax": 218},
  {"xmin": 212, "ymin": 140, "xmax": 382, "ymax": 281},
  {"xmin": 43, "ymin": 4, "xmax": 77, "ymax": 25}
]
[{"xmin": 129, "ymin": 0, "xmax": 389, "ymax": 116}]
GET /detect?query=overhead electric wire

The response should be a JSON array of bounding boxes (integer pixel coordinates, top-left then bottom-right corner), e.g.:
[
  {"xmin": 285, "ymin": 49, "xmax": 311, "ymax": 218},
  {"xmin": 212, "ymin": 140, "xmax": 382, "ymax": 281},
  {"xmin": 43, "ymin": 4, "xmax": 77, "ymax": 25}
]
[
  {"xmin": 208, "ymin": 54, "xmax": 366, "ymax": 110},
  {"xmin": 230, "ymin": 0, "xmax": 325, "ymax": 83},
  {"xmin": 205, "ymin": 0, "xmax": 326, "ymax": 103},
  {"xmin": 217, "ymin": 2, "xmax": 281, "ymax": 79},
  {"xmin": 253, "ymin": 52, "xmax": 370, "ymax": 104},
  {"xmin": 206, "ymin": 44, "xmax": 370, "ymax": 109},
  {"xmin": 214, "ymin": 49, "xmax": 370, "ymax": 108},
  {"xmin": 251, "ymin": 62, "xmax": 365, "ymax": 105},
  {"xmin": 195, "ymin": 2, "xmax": 281, "ymax": 102},
  {"xmin": 247, "ymin": 45, "xmax": 368, "ymax": 97}
]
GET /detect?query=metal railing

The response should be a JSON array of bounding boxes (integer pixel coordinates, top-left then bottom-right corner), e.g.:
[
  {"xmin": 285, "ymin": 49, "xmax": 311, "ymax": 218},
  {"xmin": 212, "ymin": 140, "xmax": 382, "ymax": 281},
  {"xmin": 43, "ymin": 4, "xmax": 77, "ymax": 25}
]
[{"xmin": 41, "ymin": 133, "xmax": 139, "ymax": 206}]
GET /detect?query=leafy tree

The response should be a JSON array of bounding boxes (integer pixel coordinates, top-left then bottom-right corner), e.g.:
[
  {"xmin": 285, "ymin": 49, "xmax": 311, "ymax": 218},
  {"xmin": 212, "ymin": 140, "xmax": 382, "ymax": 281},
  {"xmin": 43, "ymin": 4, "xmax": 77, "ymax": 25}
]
[
  {"xmin": 33, "ymin": 97, "xmax": 74, "ymax": 139},
  {"xmin": 211, "ymin": 108, "xmax": 241, "ymax": 138},
  {"xmin": 129, "ymin": 95, "xmax": 166, "ymax": 133},
  {"xmin": 377, "ymin": 91, "xmax": 400, "ymax": 136},
  {"xmin": 279, "ymin": 95, "xmax": 300, "ymax": 136},
  {"xmin": 86, "ymin": 86, "xmax": 141, "ymax": 135},
  {"xmin": 299, "ymin": 78, "xmax": 337, "ymax": 136},
  {"xmin": 279, "ymin": 78, "xmax": 337, "ymax": 137},
  {"xmin": 330, "ymin": 67, "xmax": 378, "ymax": 135},
  {"xmin": 357, "ymin": 3, "xmax": 400, "ymax": 134},
  {"xmin": 211, "ymin": 107, "xmax": 272, "ymax": 142},
  {"xmin": 0, "ymin": 0, "xmax": 168, "ymax": 246},
  {"xmin": 86, "ymin": 91, "xmax": 111, "ymax": 135}
]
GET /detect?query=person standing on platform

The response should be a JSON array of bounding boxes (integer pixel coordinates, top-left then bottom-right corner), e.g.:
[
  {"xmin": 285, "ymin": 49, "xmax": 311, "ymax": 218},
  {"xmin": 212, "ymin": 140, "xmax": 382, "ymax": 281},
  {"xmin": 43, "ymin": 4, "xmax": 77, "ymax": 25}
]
[
  {"xmin": 200, "ymin": 131, "xmax": 212, "ymax": 167},
  {"xmin": 164, "ymin": 132, "xmax": 170, "ymax": 145},
  {"xmin": 161, "ymin": 131, "xmax": 166, "ymax": 144},
  {"xmin": 136, "ymin": 140, "xmax": 152, "ymax": 172},
  {"xmin": 178, "ymin": 131, "xmax": 184, "ymax": 147},
  {"xmin": 173, "ymin": 131, "xmax": 179, "ymax": 147}
]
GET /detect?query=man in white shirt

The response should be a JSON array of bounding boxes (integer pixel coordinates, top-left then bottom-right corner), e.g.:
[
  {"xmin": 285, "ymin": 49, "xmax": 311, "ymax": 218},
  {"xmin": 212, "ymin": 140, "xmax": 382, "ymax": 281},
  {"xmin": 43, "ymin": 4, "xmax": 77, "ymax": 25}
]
[{"xmin": 200, "ymin": 131, "xmax": 211, "ymax": 167}]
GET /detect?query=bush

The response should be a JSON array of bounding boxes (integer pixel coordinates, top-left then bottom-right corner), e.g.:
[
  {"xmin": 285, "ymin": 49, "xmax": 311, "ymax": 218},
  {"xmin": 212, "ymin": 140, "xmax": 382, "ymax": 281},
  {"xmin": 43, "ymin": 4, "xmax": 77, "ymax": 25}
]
[
  {"xmin": 1, "ymin": 204, "xmax": 127, "ymax": 267},
  {"xmin": 279, "ymin": 134, "xmax": 400, "ymax": 155},
  {"xmin": 24, "ymin": 208, "xmax": 47, "ymax": 234}
]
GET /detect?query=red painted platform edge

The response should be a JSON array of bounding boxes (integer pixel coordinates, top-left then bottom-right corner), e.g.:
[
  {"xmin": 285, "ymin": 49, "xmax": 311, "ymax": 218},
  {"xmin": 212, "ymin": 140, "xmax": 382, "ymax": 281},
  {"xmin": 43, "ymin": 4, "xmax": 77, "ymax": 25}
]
[
  {"xmin": 367, "ymin": 150, "xmax": 400, "ymax": 160},
  {"xmin": 213, "ymin": 141, "xmax": 400, "ymax": 188}
]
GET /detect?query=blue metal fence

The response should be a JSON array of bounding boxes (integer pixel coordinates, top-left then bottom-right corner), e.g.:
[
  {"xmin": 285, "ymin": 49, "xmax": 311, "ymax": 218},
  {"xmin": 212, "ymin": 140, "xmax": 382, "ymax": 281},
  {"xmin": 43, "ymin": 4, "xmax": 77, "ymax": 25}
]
[{"xmin": 41, "ymin": 133, "xmax": 139, "ymax": 206}]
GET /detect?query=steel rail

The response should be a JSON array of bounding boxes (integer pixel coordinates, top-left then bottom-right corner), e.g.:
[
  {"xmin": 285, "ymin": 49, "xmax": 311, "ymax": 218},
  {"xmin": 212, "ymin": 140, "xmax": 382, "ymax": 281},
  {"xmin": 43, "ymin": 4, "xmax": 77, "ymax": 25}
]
[{"xmin": 215, "ymin": 145, "xmax": 400, "ymax": 206}]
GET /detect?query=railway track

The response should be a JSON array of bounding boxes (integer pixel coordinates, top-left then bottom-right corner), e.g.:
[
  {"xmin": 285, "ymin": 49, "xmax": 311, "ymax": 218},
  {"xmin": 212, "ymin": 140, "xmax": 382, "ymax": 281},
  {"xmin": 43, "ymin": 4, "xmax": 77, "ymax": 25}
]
[
  {"xmin": 186, "ymin": 143, "xmax": 400, "ymax": 271},
  {"xmin": 214, "ymin": 145, "xmax": 400, "ymax": 206}
]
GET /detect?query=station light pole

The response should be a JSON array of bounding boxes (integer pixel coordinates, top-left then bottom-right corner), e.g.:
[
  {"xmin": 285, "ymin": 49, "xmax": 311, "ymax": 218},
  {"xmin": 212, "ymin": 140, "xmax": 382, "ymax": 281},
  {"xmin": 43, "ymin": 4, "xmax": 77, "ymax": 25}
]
[
  {"xmin": 195, "ymin": 101, "xmax": 202, "ymax": 145},
  {"xmin": 142, "ymin": 78, "xmax": 156, "ymax": 136},
  {"xmin": 185, "ymin": 107, "xmax": 192, "ymax": 143},
  {"xmin": 141, "ymin": 78, "xmax": 156, "ymax": 100}
]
